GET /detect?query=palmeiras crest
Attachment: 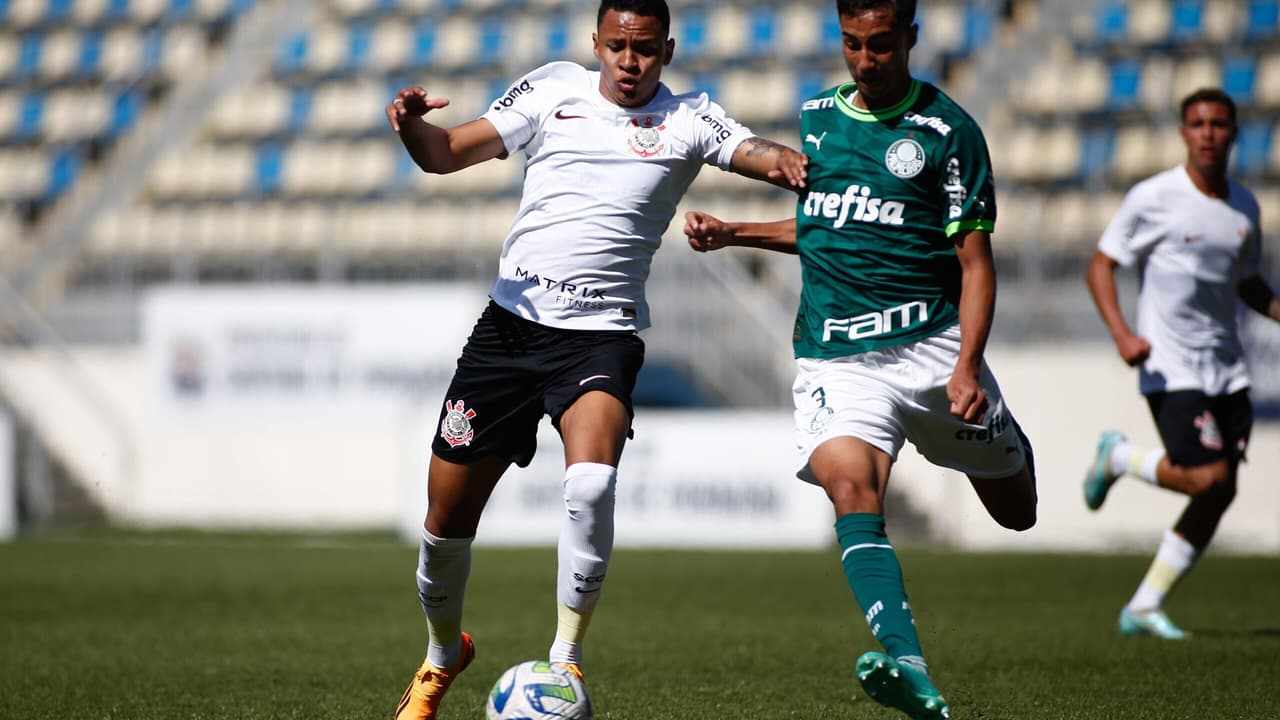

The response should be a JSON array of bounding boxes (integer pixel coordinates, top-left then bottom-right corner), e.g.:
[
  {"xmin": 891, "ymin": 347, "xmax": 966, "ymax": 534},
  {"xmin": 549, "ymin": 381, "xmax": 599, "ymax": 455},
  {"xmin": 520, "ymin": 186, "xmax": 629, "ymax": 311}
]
[
  {"xmin": 440, "ymin": 399, "xmax": 477, "ymax": 448},
  {"xmin": 628, "ymin": 116, "xmax": 666, "ymax": 157}
]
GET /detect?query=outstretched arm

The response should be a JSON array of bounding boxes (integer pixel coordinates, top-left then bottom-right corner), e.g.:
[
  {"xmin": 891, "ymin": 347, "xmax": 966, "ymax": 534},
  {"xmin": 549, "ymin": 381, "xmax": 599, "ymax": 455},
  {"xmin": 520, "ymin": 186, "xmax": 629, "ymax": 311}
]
[
  {"xmin": 727, "ymin": 137, "xmax": 808, "ymax": 190},
  {"xmin": 386, "ymin": 86, "xmax": 506, "ymax": 174},
  {"xmin": 948, "ymin": 230, "xmax": 997, "ymax": 422},
  {"xmin": 1084, "ymin": 249, "xmax": 1151, "ymax": 366},
  {"xmin": 1238, "ymin": 274, "xmax": 1280, "ymax": 323},
  {"xmin": 683, "ymin": 211, "xmax": 797, "ymax": 255}
]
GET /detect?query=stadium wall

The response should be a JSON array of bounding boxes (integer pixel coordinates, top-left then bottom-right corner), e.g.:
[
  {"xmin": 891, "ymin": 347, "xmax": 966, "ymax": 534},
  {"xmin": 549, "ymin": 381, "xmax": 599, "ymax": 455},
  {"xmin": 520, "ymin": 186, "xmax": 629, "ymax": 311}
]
[{"xmin": 0, "ymin": 286, "xmax": 1276, "ymax": 554}]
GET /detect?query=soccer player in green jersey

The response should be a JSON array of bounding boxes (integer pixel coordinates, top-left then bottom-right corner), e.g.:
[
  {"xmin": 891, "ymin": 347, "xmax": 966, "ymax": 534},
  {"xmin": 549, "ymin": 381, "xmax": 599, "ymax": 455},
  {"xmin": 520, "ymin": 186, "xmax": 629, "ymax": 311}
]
[{"xmin": 684, "ymin": 1, "xmax": 1036, "ymax": 718}]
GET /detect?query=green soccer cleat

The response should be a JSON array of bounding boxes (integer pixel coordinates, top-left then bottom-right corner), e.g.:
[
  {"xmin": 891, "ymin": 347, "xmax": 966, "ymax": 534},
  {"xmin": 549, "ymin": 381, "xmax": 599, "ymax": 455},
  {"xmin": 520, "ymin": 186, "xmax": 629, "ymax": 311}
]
[
  {"xmin": 1084, "ymin": 430, "xmax": 1127, "ymax": 510},
  {"xmin": 855, "ymin": 651, "xmax": 950, "ymax": 720},
  {"xmin": 1119, "ymin": 608, "xmax": 1188, "ymax": 640}
]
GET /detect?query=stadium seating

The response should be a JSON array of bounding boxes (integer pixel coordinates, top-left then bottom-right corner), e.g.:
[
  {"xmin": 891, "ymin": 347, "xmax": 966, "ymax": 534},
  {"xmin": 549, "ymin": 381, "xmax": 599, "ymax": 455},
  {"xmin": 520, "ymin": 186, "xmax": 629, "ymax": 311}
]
[{"xmin": 1, "ymin": 0, "xmax": 1278, "ymax": 292}]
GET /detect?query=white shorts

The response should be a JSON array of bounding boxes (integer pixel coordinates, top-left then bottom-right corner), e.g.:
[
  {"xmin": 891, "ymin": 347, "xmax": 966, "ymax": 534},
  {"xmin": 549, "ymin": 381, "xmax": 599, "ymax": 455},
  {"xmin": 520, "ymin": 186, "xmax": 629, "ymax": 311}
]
[{"xmin": 793, "ymin": 325, "xmax": 1026, "ymax": 483}]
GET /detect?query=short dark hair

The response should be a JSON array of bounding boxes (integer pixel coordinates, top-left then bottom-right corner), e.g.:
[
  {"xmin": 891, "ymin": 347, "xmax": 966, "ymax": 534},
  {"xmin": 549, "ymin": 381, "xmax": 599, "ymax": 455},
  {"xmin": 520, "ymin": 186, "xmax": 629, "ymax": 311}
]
[
  {"xmin": 1179, "ymin": 87, "xmax": 1237, "ymax": 126},
  {"xmin": 598, "ymin": 0, "xmax": 671, "ymax": 36},
  {"xmin": 836, "ymin": 0, "xmax": 917, "ymax": 25}
]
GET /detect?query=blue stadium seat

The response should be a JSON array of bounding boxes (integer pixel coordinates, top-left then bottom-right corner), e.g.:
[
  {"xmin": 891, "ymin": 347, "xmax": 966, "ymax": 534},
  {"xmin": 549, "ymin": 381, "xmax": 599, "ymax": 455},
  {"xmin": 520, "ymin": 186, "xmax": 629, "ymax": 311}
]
[
  {"xmin": 1096, "ymin": 2, "xmax": 1128, "ymax": 43},
  {"xmin": 79, "ymin": 30, "xmax": 103, "ymax": 78},
  {"xmin": 277, "ymin": 30, "xmax": 308, "ymax": 73},
  {"xmin": 347, "ymin": 22, "xmax": 372, "ymax": 70},
  {"xmin": 286, "ymin": 86, "xmax": 311, "ymax": 132},
  {"xmin": 1078, "ymin": 127, "xmax": 1116, "ymax": 182},
  {"xmin": 228, "ymin": 0, "xmax": 255, "ymax": 18},
  {"xmin": 1170, "ymin": 0, "xmax": 1204, "ymax": 40},
  {"xmin": 1221, "ymin": 57, "xmax": 1257, "ymax": 103},
  {"xmin": 17, "ymin": 91, "xmax": 42, "ymax": 139},
  {"xmin": 141, "ymin": 27, "xmax": 163, "ymax": 74},
  {"xmin": 1232, "ymin": 120, "xmax": 1271, "ymax": 175},
  {"xmin": 18, "ymin": 33, "xmax": 41, "ymax": 78},
  {"xmin": 1107, "ymin": 59, "xmax": 1141, "ymax": 108},
  {"xmin": 410, "ymin": 20, "xmax": 435, "ymax": 67},
  {"xmin": 170, "ymin": 0, "xmax": 195, "ymax": 19},
  {"xmin": 963, "ymin": 4, "xmax": 995, "ymax": 56},
  {"xmin": 1245, "ymin": 0, "xmax": 1279, "ymax": 39},
  {"xmin": 255, "ymin": 142, "xmax": 284, "ymax": 195},
  {"xmin": 109, "ymin": 88, "xmax": 141, "ymax": 136},
  {"xmin": 48, "ymin": 0, "xmax": 72, "ymax": 23},
  {"xmin": 682, "ymin": 7, "xmax": 707, "ymax": 58},
  {"xmin": 546, "ymin": 14, "xmax": 568, "ymax": 60},
  {"xmin": 690, "ymin": 72, "xmax": 719, "ymax": 99},
  {"xmin": 105, "ymin": 0, "xmax": 129, "ymax": 21},
  {"xmin": 820, "ymin": 10, "xmax": 841, "ymax": 51},
  {"xmin": 478, "ymin": 18, "xmax": 504, "ymax": 65},
  {"xmin": 748, "ymin": 7, "xmax": 776, "ymax": 55},
  {"xmin": 795, "ymin": 69, "xmax": 827, "ymax": 104},
  {"xmin": 47, "ymin": 146, "xmax": 81, "ymax": 200}
]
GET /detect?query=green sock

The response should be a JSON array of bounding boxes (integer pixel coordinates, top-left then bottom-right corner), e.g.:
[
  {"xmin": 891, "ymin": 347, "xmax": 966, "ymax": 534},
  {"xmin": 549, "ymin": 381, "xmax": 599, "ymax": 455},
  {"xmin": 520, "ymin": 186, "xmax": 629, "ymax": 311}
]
[{"xmin": 835, "ymin": 512, "xmax": 925, "ymax": 668}]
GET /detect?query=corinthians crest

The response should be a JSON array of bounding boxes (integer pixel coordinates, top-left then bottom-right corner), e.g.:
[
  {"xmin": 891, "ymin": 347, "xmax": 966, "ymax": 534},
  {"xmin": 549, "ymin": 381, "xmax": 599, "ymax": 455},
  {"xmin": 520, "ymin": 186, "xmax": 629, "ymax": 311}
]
[
  {"xmin": 440, "ymin": 399, "xmax": 477, "ymax": 448},
  {"xmin": 628, "ymin": 116, "xmax": 666, "ymax": 157}
]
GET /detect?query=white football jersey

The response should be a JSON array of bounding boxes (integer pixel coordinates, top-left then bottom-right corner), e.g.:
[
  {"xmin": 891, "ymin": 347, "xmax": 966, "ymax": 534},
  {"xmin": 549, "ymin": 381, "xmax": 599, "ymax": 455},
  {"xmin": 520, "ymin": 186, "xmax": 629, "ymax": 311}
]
[
  {"xmin": 1098, "ymin": 164, "xmax": 1263, "ymax": 396},
  {"xmin": 479, "ymin": 61, "xmax": 753, "ymax": 331}
]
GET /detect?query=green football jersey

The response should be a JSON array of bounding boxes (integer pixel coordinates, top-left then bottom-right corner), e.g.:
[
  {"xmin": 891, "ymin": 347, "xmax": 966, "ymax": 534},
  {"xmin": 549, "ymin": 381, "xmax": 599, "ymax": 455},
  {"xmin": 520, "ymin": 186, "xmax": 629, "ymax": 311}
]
[{"xmin": 792, "ymin": 79, "xmax": 996, "ymax": 359}]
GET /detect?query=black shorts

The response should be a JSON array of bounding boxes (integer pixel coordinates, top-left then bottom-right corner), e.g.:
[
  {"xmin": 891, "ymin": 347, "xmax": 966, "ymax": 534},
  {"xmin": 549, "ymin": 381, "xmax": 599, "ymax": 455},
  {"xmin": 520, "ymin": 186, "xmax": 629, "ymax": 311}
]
[
  {"xmin": 431, "ymin": 300, "xmax": 645, "ymax": 467},
  {"xmin": 1146, "ymin": 389, "xmax": 1253, "ymax": 467}
]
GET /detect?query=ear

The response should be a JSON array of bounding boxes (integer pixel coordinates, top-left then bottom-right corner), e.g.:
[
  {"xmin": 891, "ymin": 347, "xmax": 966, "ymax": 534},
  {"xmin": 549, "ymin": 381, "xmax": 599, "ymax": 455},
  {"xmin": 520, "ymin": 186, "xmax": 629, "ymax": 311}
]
[
  {"xmin": 908, "ymin": 22, "xmax": 919, "ymax": 49},
  {"xmin": 664, "ymin": 37, "xmax": 675, "ymax": 66},
  {"xmin": 592, "ymin": 32, "xmax": 601, "ymax": 61}
]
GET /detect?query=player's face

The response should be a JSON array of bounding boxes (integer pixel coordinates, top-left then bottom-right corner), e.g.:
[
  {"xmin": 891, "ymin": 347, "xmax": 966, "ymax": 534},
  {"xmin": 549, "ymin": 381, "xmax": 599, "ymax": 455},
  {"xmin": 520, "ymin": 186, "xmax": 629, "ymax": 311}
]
[
  {"xmin": 593, "ymin": 9, "xmax": 674, "ymax": 108},
  {"xmin": 1180, "ymin": 100, "xmax": 1236, "ymax": 177},
  {"xmin": 839, "ymin": 7, "xmax": 917, "ymax": 109}
]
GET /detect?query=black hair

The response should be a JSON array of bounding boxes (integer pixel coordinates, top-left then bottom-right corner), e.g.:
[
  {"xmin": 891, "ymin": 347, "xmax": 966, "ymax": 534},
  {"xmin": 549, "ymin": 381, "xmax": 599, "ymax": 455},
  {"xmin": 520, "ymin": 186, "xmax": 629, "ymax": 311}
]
[
  {"xmin": 597, "ymin": 0, "xmax": 671, "ymax": 36},
  {"xmin": 836, "ymin": 0, "xmax": 917, "ymax": 25},
  {"xmin": 1179, "ymin": 87, "xmax": 1237, "ymax": 126}
]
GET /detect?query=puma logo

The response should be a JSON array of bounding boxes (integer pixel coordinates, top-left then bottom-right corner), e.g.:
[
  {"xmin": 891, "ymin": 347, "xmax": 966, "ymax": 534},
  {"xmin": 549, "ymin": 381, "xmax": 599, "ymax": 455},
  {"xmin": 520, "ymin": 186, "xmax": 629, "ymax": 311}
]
[{"xmin": 806, "ymin": 132, "xmax": 828, "ymax": 150}]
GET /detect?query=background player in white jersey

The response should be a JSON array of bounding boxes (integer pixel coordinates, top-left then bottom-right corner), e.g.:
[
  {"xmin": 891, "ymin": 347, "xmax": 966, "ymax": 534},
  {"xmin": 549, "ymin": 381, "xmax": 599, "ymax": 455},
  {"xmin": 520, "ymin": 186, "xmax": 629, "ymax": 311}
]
[
  {"xmin": 683, "ymin": 1, "xmax": 1036, "ymax": 718},
  {"xmin": 383, "ymin": 2, "xmax": 807, "ymax": 718},
  {"xmin": 1083, "ymin": 88, "xmax": 1280, "ymax": 640}
]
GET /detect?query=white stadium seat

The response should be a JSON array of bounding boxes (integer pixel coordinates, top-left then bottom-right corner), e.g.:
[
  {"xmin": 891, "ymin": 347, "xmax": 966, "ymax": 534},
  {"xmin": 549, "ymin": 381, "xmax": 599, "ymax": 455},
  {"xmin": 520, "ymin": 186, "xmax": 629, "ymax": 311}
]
[
  {"xmin": 102, "ymin": 28, "xmax": 144, "ymax": 81},
  {"xmin": 37, "ymin": 30, "xmax": 79, "ymax": 80},
  {"xmin": 778, "ymin": 4, "xmax": 822, "ymax": 54},
  {"xmin": 306, "ymin": 23, "xmax": 348, "ymax": 76},
  {"xmin": 707, "ymin": 6, "xmax": 750, "ymax": 60},
  {"xmin": 160, "ymin": 25, "xmax": 209, "ymax": 81},
  {"xmin": 43, "ymin": 88, "xmax": 110, "ymax": 142},
  {"xmin": 370, "ymin": 19, "xmax": 411, "ymax": 72},
  {"xmin": 73, "ymin": 0, "xmax": 108, "ymax": 25},
  {"xmin": 1129, "ymin": 0, "xmax": 1172, "ymax": 45},
  {"xmin": 434, "ymin": 17, "xmax": 479, "ymax": 70},
  {"xmin": 1255, "ymin": 51, "xmax": 1280, "ymax": 107},
  {"xmin": 7, "ymin": 0, "xmax": 45, "ymax": 28}
]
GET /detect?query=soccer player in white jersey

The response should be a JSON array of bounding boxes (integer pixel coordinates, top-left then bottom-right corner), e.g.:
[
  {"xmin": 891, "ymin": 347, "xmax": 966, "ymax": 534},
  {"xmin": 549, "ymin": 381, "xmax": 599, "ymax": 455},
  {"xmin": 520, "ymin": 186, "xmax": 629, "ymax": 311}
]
[
  {"xmin": 1083, "ymin": 88, "xmax": 1280, "ymax": 640},
  {"xmin": 383, "ymin": 2, "xmax": 806, "ymax": 718},
  {"xmin": 683, "ymin": 1, "xmax": 1037, "ymax": 718}
]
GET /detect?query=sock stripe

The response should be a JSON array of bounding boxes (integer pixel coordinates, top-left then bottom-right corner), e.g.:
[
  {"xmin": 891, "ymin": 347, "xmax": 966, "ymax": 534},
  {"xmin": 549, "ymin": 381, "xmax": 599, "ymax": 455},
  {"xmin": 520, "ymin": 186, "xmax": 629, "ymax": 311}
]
[{"xmin": 840, "ymin": 542, "xmax": 894, "ymax": 562}]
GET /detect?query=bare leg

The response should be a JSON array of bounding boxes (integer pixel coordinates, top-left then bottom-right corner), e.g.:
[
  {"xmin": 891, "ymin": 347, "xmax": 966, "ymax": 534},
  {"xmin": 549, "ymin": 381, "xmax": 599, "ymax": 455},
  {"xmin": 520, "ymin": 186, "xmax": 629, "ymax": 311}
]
[{"xmin": 967, "ymin": 464, "xmax": 1037, "ymax": 532}]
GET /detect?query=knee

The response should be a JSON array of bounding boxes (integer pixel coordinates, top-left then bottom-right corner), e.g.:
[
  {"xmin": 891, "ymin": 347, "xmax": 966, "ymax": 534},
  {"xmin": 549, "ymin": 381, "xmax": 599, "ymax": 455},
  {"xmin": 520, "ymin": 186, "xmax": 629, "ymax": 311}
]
[
  {"xmin": 1187, "ymin": 461, "xmax": 1234, "ymax": 499},
  {"xmin": 824, "ymin": 476, "xmax": 882, "ymax": 515},
  {"xmin": 563, "ymin": 463, "xmax": 617, "ymax": 509}
]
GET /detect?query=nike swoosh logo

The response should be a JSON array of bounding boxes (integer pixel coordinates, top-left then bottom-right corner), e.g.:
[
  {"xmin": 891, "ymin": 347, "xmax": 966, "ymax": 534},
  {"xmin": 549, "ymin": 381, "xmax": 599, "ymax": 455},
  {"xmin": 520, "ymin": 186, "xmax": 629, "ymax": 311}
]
[
  {"xmin": 574, "ymin": 586, "xmax": 601, "ymax": 594},
  {"xmin": 555, "ymin": 109, "xmax": 587, "ymax": 120},
  {"xmin": 579, "ymin": 374, "xmax": 611, "ymax": 386}
]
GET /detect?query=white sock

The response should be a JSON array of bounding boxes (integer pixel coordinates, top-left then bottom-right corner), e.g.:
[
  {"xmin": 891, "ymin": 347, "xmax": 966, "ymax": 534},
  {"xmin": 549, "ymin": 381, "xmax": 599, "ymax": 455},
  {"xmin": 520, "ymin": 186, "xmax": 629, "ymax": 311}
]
[
  {"xmin": 418, "ymin": 528, "xmax": 473, "ymax": 669},
  {"xmin": 1109, "ymin": 442, "xmax": 1164, "ymax": 485},
  {"xmin": 1127, "ymin": 530, "xmax": 1199, "ymax": 612},
  {"xmin": 551, "ymin": 462, "xmax": 617, "ymax": 665}
]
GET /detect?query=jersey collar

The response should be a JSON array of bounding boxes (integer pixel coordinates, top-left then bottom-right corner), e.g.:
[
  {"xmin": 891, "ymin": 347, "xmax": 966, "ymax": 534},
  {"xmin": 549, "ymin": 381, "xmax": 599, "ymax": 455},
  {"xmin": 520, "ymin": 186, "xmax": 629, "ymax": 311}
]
[{"xmin": 835, "ymin": 79, "xmax": 921, "ymax": 121}]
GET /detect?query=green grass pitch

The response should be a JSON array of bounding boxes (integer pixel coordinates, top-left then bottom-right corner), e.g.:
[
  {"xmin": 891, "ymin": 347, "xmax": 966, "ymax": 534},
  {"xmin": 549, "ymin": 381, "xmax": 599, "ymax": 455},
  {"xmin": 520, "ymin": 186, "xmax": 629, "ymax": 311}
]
[{"xmin": 1, "ymin": 532, "xmax": 1276, "ymax": 719}]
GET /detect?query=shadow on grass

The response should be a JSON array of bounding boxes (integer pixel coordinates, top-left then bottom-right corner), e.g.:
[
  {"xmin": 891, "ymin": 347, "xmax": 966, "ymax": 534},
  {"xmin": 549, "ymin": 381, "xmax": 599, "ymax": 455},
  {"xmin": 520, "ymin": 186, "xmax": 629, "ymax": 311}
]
[{"xmin": 1187, "ymin": 628, "xmax": 1280, "ymax": 638}]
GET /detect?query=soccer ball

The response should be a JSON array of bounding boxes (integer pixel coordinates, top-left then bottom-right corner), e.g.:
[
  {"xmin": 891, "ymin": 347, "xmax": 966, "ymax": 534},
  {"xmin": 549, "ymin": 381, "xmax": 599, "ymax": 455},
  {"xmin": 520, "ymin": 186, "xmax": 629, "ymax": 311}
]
[{"xmin": 485, "ymin": 660, "xmax": 593, "ymax": 720}]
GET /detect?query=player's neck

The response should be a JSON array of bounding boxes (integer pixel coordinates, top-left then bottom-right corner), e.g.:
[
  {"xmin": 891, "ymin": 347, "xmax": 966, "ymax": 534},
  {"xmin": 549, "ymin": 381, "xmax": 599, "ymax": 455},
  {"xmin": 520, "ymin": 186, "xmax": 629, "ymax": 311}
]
[
  {"xmin": 849, "ymin": 76, "xmax": 913, "ymax": 111},
  {"xmin": 1183, "ymin": 162, "xmax": 1230, "ymax": 200}
]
